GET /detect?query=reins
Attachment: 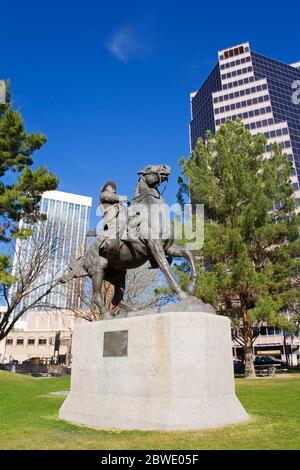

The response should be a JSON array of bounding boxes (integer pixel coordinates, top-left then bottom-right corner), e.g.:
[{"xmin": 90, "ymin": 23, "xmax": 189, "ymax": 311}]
[{"xmin": 131, "ymin": 172, "xmax": 168, "ymax": 203}]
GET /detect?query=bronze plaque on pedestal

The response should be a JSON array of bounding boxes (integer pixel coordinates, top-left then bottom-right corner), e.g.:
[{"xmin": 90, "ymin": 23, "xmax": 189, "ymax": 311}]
[{"xmin": 103, "ymin": 330, "xmax": 128, "ymax": 357}]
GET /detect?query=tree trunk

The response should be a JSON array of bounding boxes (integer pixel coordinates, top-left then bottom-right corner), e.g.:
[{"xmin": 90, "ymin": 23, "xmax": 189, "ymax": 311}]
[
  {"xmin": 244, "ymin": 337, "xmax": 256, "ymax": 377},
  {"xmin": 243, "ymin": 310, "xmax": 256, "ymax": 378}
]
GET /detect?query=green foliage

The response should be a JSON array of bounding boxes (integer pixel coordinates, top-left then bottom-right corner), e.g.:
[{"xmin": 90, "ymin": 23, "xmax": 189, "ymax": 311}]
[
  {"xmin": 0, "ymin": 82, "xmax": 58, "ymax": 286},
  {"xmin": 178, "ymin": 120, "xmax": 300, "ymax": 374},
  {"xmin": 0, "ymin": 254, "xmax": 15, "ymax": 285}
]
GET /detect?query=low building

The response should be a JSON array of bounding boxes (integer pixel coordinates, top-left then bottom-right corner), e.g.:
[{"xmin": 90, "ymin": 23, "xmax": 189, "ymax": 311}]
[
  {"xmin": 1, "ymin": 310, "xmax": 87, "ymax": 365},
  {"xmin": 233, "ymin": 326, "xmax": 299, "ymax": 366},
  {"xmin": 3, "ymin": 329, "xmax": 72, "ymax": 365}
]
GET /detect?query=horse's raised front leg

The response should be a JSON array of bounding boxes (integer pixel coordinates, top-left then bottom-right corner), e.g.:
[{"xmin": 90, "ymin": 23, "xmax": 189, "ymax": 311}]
[
  {"xmin": 92, "ymin": 271, "xmax": 113, "ymax": 319},
  {"xmin": 148, "ymin": 239, "xmax": 188, "ymax": 301},
  {"xmin": 165, "ymin": 244, "xmax": 197, "ymax": 296}
]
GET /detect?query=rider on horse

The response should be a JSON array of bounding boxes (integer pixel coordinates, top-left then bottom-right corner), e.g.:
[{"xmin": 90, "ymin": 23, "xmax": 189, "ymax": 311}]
[
  {"xmin": 61, "ymin": 165, "xmax": 198, "ymax": 317},
  {"xmin": 84, "ymin": 181, "xmax": 129, "ymax": 275}
]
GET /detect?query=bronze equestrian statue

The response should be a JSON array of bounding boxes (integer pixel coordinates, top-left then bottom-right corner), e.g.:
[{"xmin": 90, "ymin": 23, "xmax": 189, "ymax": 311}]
[{"xmin": 61, "ymin": 165, "xmax": 198, "ymax": 318}]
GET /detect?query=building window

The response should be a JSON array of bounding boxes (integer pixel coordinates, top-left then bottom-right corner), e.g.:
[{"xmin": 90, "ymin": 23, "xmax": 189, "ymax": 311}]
[
  {"xmin": 224, "ymin": 45, "xmax": 245, "ymax": 59},
  {"xmin": 6, "ymin": 338, "xmax": 13, "ymax": 345},
  {"xmin": 28, "ymin": 338, "xmax": 35, "ymax": 345},
  {"xmin": 16, "ymin": 338, "xmax": 24, "ymax": 346},
  {"xmin": 38, "ymin": 338, "xmax": 47, "ymax": 345}
]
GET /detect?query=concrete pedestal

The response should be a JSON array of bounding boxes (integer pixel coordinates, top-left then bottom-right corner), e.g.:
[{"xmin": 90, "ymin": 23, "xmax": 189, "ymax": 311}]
[{"xmin": 59, "ymin": 309, "xmax": 248, "ymax": 430}]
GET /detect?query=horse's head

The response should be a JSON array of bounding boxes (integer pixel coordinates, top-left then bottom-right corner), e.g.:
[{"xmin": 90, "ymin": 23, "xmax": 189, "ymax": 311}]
[{"xmin": 137, "ymin": 164, "xmax": 171, "ymax": 188}]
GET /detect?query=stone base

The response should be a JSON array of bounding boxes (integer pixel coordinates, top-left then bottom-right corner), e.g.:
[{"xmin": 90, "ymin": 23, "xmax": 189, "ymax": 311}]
[{"xmin": 59, "ymin": 309, "xmax": 248, "ymax": 430}]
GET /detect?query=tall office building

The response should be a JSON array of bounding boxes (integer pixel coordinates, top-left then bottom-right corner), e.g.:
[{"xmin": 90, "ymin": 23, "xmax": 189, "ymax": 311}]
[
  {"xmin": 11, "ymin": 190, "xmax": 92, "ymax": 315},
  {"xmin": 190, "ymin": 42, "xmax": 300, "ymax": 211}
]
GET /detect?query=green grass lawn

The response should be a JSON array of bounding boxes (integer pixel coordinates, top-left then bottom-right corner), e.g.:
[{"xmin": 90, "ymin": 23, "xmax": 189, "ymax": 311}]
[{"xmin": 0, "ymin": 370, "xmax": 299, "ymax": 450}]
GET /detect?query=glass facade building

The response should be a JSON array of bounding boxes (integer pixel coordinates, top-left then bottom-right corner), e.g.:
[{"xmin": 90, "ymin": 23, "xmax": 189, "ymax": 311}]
[
  {"xmin": 11, "ymin": 190, "xmax": 92, "ymax": 315},
  {"xmin": 190, "ymin": 42, "xmax": 300, "ymax": 211}
]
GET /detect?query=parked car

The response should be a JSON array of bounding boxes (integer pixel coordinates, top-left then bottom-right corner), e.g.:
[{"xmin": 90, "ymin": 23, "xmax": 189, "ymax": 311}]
[{"xmin": 254, "ymin": 355, "xmax": 286, "ymax": 368}]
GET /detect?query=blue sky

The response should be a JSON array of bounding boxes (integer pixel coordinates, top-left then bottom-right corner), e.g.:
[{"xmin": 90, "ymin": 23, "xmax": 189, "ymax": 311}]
[{"xmin": 1, "ymin": 0, "xmax": 299, "ymax": 227}]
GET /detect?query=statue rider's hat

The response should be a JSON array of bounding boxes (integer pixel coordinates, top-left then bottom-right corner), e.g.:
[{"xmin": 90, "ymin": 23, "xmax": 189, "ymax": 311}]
[{"xmin": 100, "ymin": 180, "xmax": 117, "ymax": 193}]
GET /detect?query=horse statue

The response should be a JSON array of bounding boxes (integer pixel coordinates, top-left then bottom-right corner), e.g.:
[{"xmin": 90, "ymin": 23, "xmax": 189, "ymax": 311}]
[{"xmin": 61, "ymin": 164, "xmax": 198, "ymax": 318}]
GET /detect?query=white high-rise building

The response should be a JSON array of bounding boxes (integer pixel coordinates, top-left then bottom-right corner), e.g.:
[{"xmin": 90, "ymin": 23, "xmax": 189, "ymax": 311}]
[
  {"xmin": 11, "ymin": 190, "xmax": 92, "ymax": 316},
  {"xmin": 190, "ymin": 41, "xmax": 300, "ymax": 213}
]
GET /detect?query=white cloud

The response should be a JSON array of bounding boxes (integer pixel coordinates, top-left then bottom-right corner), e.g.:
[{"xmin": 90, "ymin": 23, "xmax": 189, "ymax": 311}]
[{"xmin": 106, "ymin": 26, "xmax": 151, "ymax": 62}]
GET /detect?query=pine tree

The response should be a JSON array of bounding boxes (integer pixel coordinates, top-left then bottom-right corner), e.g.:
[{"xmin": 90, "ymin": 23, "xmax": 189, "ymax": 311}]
[
  {"xmin": 0, "ymin": 82, "xmax": 58, "ymax": 328},
  {"xmin": 178, "ymin": 120, "xmax": 300, "ymax": 376}
]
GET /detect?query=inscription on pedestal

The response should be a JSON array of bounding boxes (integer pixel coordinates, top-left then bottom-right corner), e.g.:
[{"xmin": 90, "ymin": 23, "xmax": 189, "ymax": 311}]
[{"xmin": 103, "ymin": 330, "xmax": 128, "ymax": 357}]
